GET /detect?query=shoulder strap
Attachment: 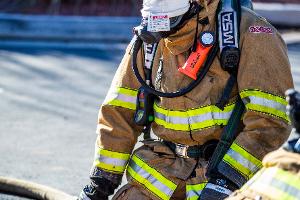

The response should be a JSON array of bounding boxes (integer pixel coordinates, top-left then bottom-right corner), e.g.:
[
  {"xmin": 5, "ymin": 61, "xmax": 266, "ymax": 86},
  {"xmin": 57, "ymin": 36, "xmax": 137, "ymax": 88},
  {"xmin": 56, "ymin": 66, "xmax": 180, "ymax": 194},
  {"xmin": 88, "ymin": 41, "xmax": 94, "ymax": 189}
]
[
  {"xmin": 216, "ymin": 0, "xmax": 242, "ymax": 110},
  {"xmin": 216, "ymin": 0, "xmax": 253, "ymax": 110},
  {"xmin": 206, "ymin": 0, "xmax": 252, "ymax": 179}
]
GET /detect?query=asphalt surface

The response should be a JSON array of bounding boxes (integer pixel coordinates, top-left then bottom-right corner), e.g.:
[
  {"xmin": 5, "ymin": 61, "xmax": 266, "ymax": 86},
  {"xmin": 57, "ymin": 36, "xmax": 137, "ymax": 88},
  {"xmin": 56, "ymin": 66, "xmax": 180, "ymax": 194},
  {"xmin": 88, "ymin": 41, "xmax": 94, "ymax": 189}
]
[{"xmin": 0, "ymin": 41, "xmax": 299, "ymax": 199}]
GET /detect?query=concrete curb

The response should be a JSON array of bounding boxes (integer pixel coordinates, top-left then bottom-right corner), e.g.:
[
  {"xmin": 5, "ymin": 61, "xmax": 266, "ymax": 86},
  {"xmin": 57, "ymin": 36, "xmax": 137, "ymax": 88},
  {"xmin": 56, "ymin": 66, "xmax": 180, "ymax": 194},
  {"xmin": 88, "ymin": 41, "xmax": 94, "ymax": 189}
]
[
  {"xmin": 0, "ymin": 14, "xmax": 139, "ymax": 43},
  {"xmin": 254, "ymin": 3, "xmax": 300, "ymax": 27},
  {"xmin": 0, "ymin": 3, "xmax": 299, "ymax": 49}
]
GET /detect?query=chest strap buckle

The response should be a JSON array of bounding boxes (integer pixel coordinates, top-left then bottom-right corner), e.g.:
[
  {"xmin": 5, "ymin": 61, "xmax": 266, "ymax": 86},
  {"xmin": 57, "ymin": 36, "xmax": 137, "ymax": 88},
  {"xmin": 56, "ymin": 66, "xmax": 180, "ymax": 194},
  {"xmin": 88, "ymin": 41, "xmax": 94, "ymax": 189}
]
[{"xmin": 175, "ymin": 143, "xmax": 190, "ymax": 158}]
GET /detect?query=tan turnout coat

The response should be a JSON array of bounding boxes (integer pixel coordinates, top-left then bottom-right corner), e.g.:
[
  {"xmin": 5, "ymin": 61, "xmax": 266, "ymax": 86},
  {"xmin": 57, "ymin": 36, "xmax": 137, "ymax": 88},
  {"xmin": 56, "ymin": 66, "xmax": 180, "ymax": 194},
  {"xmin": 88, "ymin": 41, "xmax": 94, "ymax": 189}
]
[{"xmin": 93, "ymin": 0, "xmax": 294, "ymax": 199}]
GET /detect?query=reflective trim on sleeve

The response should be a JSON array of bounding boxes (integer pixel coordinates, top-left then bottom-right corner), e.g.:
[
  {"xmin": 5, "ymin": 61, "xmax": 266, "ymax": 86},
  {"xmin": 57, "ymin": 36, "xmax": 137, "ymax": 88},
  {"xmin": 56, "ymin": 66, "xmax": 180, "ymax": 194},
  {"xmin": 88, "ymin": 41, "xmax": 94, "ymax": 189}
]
[
  {"xmin": 127, "ymin": 155, "xmax": 177, "ymax": 200},
  {"xmin": 153, "ymin": 102, "xmax": 236, "ymax": 131},
  {"xmin": 244, "ymin": 167, "xmax": 300, "ymax": 200},
  {"xmin": 94, "ymin": 148, "xmax": 130, "ymax": 174},
  {"xmin": 205, "ymin": 183, "xmax": 233, "ymax": 196},
  {"xmin": 240, "ymin": 89, "xmax": 289, "ymax": 122},
  {"xmin": 105, "ymin": 87, "xmax": 138, "ymax": 110},
  {"xmin": 186, "ymin": 182, "xmax": 207, "ymax": 200},
  {"xmin": 223, "ymin": 142, "xmax": 262, "ymax": 179}
]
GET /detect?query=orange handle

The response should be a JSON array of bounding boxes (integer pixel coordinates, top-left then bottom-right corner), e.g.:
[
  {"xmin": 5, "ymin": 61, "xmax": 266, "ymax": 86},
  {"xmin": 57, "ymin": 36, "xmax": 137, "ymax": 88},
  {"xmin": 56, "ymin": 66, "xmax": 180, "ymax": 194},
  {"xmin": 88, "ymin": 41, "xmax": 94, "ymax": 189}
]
[{"xmin": 178, "ymin": 41, "xmax": 212, "ymax": 80}]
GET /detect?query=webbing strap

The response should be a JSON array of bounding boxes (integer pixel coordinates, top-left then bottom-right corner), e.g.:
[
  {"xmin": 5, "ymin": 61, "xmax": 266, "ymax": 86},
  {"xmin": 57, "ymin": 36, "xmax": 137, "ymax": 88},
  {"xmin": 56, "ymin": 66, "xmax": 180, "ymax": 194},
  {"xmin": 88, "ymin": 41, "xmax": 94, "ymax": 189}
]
[
  {"xmin": 206, "ymin": 97, "xmax": 245, "ymax": 177},
  {"xmin": 216, "ymin": 75, "xmax": 236, "ymax": 110}
]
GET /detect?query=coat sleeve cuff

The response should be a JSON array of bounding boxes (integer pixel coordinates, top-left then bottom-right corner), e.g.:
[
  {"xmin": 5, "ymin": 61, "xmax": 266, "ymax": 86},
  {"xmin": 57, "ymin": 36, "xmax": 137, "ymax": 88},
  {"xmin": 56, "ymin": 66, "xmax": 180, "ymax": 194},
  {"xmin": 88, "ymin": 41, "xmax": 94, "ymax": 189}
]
[
  {"xmin": 93, "ymin": 147, "xmax": 131, "ymax": 175},
  {"xmin": 217, "ymin": 142, "xmax": 262, "ymax": 188}
]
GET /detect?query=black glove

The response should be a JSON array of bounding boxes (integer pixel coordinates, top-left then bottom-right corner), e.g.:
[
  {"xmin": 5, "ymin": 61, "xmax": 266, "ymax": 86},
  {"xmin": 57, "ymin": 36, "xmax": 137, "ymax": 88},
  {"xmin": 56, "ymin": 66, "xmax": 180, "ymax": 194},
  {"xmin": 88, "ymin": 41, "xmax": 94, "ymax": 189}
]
[
  {"xmin": 79, "ymin": 183, "xmax": 109, "ymax": 200},
  {"xmin": 286, "ymin": 89, "xmax": 300, "ymax": 133},
  {"xmin": 200, "ymin": 177, "xmax": 238, "ymax": 200},
  {"xmin": 79, "ymin": 167, "xmax": 122, "ymax": 200},
  {"xmin": 285, "ymin": 89, "xmax": 300, "ymax": 153}
]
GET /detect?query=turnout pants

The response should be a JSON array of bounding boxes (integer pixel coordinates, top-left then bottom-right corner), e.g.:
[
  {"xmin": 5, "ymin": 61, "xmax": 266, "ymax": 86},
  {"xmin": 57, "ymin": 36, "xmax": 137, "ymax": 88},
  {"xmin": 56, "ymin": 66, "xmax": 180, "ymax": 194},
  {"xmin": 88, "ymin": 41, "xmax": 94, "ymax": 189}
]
[{"xmin": 112, "ymin": 140, "xmax": 209, "ymax": 200}]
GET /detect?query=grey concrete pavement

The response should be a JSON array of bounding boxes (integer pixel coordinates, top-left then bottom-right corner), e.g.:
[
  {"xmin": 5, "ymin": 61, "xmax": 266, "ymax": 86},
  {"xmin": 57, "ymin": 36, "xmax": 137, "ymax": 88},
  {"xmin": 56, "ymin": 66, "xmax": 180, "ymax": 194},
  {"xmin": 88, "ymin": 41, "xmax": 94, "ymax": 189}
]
[
  {"xmin": 0, "ymin": 47, "xmax": 124, "ymax": 197},
  {"xmin": 0, "ymin": 41, "xmax": 299, "ymax": 199}
]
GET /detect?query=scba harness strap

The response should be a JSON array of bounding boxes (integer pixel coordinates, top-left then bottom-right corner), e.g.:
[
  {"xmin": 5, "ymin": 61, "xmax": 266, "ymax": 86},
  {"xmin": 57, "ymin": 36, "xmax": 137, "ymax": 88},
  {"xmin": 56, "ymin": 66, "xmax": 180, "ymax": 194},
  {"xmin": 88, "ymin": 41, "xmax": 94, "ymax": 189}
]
[{"xmin": 216, "ymin": 0, "xmax": 241, "ymax": 109}]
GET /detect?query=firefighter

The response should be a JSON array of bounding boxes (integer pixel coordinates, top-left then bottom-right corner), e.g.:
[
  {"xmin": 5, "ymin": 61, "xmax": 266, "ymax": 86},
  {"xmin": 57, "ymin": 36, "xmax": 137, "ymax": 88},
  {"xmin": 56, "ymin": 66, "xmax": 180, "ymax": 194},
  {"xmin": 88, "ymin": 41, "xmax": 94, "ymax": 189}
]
[
  {"xmin": 79, "ymin": 0, "xmax": 293, "ymax": 199},
  {"xmin": 226, "ymin": 89, "xmax": 300, "ymax": 200}
]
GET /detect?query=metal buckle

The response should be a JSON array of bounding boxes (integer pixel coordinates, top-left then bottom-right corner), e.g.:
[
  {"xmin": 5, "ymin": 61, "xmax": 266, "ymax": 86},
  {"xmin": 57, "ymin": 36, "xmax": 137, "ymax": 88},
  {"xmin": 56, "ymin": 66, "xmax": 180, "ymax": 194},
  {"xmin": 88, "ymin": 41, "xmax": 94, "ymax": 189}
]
[{"xmin": 175, "ymin": 143, "xmax": 189, "ymax": 158}]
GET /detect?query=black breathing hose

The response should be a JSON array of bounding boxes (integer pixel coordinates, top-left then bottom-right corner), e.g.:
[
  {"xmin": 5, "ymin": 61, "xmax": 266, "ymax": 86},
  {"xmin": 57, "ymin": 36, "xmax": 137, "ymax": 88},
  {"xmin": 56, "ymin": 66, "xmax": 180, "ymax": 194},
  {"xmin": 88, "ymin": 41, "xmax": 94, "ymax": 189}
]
[{"xmin": 131, "ymin": 36, "xmax": 219, "ymax": 98}]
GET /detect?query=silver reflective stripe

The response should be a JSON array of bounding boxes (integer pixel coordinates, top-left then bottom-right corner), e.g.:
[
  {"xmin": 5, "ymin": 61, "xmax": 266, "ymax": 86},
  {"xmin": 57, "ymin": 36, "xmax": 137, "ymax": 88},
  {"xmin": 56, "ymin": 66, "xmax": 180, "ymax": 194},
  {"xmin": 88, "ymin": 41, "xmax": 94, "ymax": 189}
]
[
  {"xmin": 246, "ymin": 96, "xmax": 286, "ymax": 112},
  {"xmin": 248, "ymin": 168, "xmax": 300, "ymax": 200},
  {"xmin": 155, "ymin": 111, "xmax": 233, "ymax": 125},
  {"xmin": 205, "ymin": 183, "xmax": 232, "ymax": 195},
  {"xmin": 227, "ymin": 149, "xmax": 259, "ymax": 173},
  {"xmin": 130, "ymin": 160, "xmax": 174, "ymax": 197},
  {"xmin": 116, "ymin": 93, "xmax": 136, "ymax": 104},
  {"xmin": 186, "ymin": 190, "xmax": 203, "ymax": 199},
  {"xmin": 212, "ymin": 111, "xmax": 233, "ymax": 120},
  {"xmin": 189, "ymin": 113, "xmax": 213, "ymax": 124},
  {"xmin": 155, "ymin": 112, "xmax": 189, "ymax": 124},
  {"xmin": 269, "ymin": 178, "xmax": 300, "ymax": 198},
  {"xmin": 98, "ymin": 155, "xmax": 128, "ymax": 167}
]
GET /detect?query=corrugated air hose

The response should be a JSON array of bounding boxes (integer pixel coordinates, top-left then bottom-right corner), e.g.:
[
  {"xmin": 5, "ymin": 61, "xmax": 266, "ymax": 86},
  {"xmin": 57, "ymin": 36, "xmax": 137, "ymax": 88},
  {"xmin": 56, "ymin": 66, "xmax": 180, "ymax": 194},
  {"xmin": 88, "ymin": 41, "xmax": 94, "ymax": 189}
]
[{"xmin": 0, "ymin": 176, "xmax": 77, "ymax": 200}]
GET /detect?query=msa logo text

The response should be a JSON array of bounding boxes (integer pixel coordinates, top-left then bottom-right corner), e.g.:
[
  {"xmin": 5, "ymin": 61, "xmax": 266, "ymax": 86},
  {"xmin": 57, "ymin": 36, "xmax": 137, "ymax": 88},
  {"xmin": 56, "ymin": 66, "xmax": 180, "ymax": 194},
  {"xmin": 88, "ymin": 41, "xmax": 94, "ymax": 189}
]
[{"xmin": 221, "ymin": 12, "xmax": 235, "ymax": 46}]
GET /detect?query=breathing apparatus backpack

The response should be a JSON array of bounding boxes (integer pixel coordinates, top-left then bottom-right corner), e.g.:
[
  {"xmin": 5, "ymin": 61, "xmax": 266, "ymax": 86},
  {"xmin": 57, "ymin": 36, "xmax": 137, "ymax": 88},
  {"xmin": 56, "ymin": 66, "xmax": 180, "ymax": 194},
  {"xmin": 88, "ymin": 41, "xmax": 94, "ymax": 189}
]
[{"xmin": 131, "ymin": 0, "xmax": 253, "ymax": 142}]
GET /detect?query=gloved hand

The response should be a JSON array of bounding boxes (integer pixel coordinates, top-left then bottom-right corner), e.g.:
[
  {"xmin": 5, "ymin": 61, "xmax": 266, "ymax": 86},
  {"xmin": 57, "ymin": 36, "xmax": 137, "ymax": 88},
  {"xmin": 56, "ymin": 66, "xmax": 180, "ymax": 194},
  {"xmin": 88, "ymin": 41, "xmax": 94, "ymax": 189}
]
[
  {"xmin": 79, "ymin": 183, "xmax": 109, "ymax": 200},
  {"xmin": 200, "ymin": 177, "xmax": 238, "ymax": 200},
  {"xmin": 78, "ymin": 167, "xmax": 122, "ymax": 200}
]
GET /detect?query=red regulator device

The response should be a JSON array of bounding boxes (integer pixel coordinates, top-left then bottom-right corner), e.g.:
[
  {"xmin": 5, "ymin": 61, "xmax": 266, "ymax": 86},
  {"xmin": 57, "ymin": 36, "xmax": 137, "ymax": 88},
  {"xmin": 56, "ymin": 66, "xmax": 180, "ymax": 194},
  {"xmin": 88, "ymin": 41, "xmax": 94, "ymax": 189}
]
[{"xmin": 178, "ymin": 31, "xmax": 215, "ymax": 80}]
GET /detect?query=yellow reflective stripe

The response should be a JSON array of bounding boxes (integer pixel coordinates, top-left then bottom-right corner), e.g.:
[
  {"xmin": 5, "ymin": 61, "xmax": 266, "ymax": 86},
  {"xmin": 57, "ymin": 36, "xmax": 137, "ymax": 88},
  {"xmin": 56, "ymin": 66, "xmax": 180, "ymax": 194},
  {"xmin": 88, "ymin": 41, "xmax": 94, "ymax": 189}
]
[
  {"xmin": 98, "ymin": 149, "xmax": 130, "ymax": 160},
  {"xmin": 186, "ymin": 183, "xmax": 207, "ymax": 200},
  {"xmin": 153, "ymin": 103, "xmax": 188, "ymax": 117},
  {"xmin": 127, "ymin": 166, "xmax": 170, "ymax": 200},
  {"xmin": 190, "ymin": 119, "xmax": 229, "ymax": 130},
  {"xmin": 245, "ymin": 103, "xmax": 289, "ymax": 122},
  {"xmin": 154, "ymin": 118, "xmax": 190, "ymax": 131},
  {"xmin": 247, "ymin": 167, "xmax": 300, "ymax": 200},
  {"xmin": 108, "ymin": 99, "xmax": 136, "ymax": 110},
  {"xmin": 154, "ymin": 102, "xmax": 235, "ymax": 131},
  {"xmin": 240, "ymin": 89, "xmax": 287, "ymax": 106},
  {"xmin": 117, "ymin": 87, "xmax": 138, "ymax": 97},
  {"xmin": 186, "ymin": 182, "xmax": 207, "ymax": 192},
  {"xmin": 240, "ymin": 89, "xmax": 289, "ymax": 121},
  {"xmin": 127, "ymin": 155, "xmax": 177, "ymax": 200},
  {"xmin": 94, "ymin": 148, "xmax": 130, "ymax": 173},
  {"xmin": 275, "ymin": 169, "xmax": 300, "ymax": 189},
  {"xmin": 94, "ymin": 160, "xmax": 126, "ymax": 173},
  {"xmin": 154, "ymin": 102, "xmax": 235, "ymax": 117},
  {"xmin": 223, "ymin": 154, "xmax": 253, "ymax": 178},
  {"xmin": 131, "ymin": 155, "xmax": 177, "ymax": 191},
  {"xmin": 223, "ymin": 143, "xmax": 262, "ymax": 179},
  {"xmin": 106, "ymin": 87, "xmax": 138, "ymax": 110}
]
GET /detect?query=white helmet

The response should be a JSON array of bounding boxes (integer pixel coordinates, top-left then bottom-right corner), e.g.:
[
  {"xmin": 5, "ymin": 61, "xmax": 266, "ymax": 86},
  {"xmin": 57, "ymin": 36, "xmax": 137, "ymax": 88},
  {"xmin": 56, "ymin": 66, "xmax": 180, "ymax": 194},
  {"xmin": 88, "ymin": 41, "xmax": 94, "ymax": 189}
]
[{"xmin": 141, "ymin": 0, "xmax": 191, "ymax": 18}]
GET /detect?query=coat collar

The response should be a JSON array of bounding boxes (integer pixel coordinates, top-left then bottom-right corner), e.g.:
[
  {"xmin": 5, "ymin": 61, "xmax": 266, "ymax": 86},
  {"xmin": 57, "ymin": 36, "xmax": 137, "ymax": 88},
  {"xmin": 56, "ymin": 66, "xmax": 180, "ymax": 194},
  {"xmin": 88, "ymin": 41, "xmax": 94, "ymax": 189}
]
[{"xmin": 164, "ymin": 0, "xmax": 220, "ymax": 55}]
